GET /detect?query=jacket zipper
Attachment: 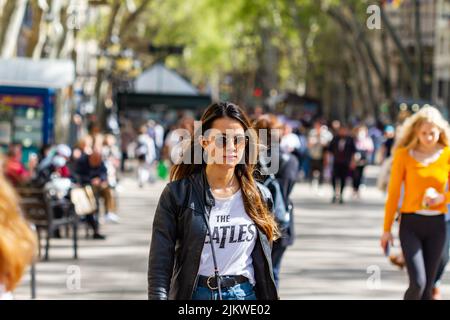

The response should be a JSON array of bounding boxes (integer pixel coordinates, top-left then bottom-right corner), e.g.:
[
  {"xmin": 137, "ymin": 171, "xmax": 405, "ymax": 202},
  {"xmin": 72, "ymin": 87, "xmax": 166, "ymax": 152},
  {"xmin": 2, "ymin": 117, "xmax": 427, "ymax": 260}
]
[{"xmin": 188, "ymin": 205, "xmax": 210, "ymax": 299}]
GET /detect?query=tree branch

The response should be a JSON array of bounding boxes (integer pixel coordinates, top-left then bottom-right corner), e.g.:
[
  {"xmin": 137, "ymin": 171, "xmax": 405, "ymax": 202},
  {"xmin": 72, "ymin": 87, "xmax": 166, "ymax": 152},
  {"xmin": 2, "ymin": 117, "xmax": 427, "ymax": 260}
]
[{"xmin": 119, "ymin": 0, "xmax": 152, "ymax": 39}]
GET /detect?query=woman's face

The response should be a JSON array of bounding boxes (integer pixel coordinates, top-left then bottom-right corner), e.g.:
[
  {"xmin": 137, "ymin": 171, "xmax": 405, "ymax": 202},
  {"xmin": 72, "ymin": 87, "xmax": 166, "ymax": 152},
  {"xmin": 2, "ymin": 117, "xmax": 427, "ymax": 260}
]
[
  {"xmin": 357, "ymin": 127, "xmax": 367, "ymax": 139},
  {"xmin": 201, "ymin": 117, "xmax": 247, "ymax": 168},
  {"xmin": 417, "ymin": 122, "xmax": 440, "ymax": 148}
]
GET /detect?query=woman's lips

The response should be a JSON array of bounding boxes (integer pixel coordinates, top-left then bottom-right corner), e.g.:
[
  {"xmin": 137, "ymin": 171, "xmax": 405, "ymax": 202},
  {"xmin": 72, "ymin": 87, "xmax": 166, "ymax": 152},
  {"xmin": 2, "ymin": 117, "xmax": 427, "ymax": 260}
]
[{"xmin": 224, "ymin": 154, "xmax": 237, "ymax": 161}]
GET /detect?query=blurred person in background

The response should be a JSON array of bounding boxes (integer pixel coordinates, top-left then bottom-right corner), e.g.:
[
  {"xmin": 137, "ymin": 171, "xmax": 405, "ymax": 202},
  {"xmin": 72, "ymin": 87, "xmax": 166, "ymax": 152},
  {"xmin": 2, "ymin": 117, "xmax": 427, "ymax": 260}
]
[
  {"xmin": 77, "ymin": 135, "xmax": 94, "ymax": 156},
  {"xmin": 368, "ymin": 122, "xmax": 384, "ymax": 165},
  {"xmin": 87, "ymin": 122, "xmax": 104, "ymax": 152},
  {"xmin": 120, "ymin": 121, "xmax": 135, "ymax": 173},
  {"xmin": 35, "ymin": 144, "xmax": 72, "ymax": 186},
  {"xmin": 136, "ymin": 125, "xmax": 156, "ymax": 188},
  {"xmin": 307, "ymin": 120, "xmax": 333, "ymax": 193},
  {"xmin": 147, "ymin": 120, "xmax": 165, "ymax": 161},
  {"xmin": 164, "ymin": 117, "xmax": 194, "ymax": 166},
  {"xmin": 280, "ymin": 123, "xmax": 303, "ymax": 181},
  {"xmin": 380, "ymin": 125, "xmax": 396, "ymax": 162},
  {"xmin": 294, "ymin": 126, "xmax": 309, "ymax": 180},
  {"xmin": 254, "ymin": 114, "xmax": 299, "ymax": 288},
  {"xmin": 327, "ymin": 125, "xmax": 356, "ymax": 204},
  {"xmin": 352, "ymin": 126, "xmax": 374, "ymax": 199},
  {"xmin": 330, "ymin": 120, "xmax": 341, "ymax": 136},
  {"xmin": 74, "ymin": 149, "xmax": 116, "ymax": 236},
  {"xmin": 280, "ymin": 124, "xmax": 301, "ymax": 156},
  {"xmin": 38, "ymin": 144, "xmax": 53, "ymax": 164},
  {"xmin": 102, "ymin": 134, "xmax": 121, "ymax": 189},
  {"xmin": 0, "ymin": 162, "xmax": 36, "ymax": 299},
  {"xmin": 4, "ymin": 144, "xmax": 37, "ymax": 186}
]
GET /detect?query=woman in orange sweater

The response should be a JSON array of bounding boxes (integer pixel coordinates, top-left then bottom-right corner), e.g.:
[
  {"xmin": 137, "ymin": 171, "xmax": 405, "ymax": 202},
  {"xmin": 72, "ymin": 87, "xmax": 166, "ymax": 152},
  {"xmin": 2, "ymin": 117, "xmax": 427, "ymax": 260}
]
[{"xmin": 381, "ymin": 106, "xmax": 450, "ymax": 300}]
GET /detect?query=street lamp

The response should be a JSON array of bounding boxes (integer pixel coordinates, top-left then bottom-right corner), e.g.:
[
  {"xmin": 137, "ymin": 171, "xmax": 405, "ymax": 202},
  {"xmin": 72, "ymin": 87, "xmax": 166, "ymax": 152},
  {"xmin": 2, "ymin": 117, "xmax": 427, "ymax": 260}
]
[
  {"xmin": 128, "ymin": 60, "xmax": 142, "ymax": 78},
  {"xmin": 114, "ymin": 49, "xmax": 134, "ymax": 74}
]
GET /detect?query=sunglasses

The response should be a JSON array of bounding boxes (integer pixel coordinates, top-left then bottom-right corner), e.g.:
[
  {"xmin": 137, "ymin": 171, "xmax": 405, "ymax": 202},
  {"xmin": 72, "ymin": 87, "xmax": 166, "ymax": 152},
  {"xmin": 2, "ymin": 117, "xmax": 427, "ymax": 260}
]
[{"xmin": 210, "ymin": 134, "xmax": 248, "ymax": 148}]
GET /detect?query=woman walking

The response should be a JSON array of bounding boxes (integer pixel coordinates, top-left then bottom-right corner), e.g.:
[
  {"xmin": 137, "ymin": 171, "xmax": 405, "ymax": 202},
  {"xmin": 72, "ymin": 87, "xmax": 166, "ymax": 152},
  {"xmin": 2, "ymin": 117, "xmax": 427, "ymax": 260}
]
[
  {"xmin": 148, "ymin": 102, "xmax": 279, "ymax": 300},
  {"xmin": 136, "ymin": 125, "xmax": 156, "ymax": 188},
  {"xmin": 352, "ymin": 125, "xmax": 374, "ymax": 198},
  {"xmin": 254, "ymin": 115, "xmax": 299, "ymax": 288},
  {"xmin": 381, "ymin": 106, "xmax": 450, "ymax": 300}
]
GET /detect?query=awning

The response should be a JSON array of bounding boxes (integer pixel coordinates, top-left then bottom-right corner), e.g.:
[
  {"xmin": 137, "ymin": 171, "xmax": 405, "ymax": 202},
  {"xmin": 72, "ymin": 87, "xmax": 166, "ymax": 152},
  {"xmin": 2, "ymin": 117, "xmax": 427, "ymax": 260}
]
[
  {"xmin": 134, "ymin": 63, "xmax": 199, "ymax": 95},
  {"xmin": 0, "ymin": 57, "xmax": 75, "ymax": 89}
]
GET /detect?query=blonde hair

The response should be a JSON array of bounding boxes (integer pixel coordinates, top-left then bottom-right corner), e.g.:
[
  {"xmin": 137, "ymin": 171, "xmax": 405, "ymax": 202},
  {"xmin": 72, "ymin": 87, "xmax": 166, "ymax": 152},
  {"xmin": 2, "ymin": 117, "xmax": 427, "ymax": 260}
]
[
  {"xmin": 394, "ymin": 106, "xmax": 450, "ymax": 151},
  {"xmin": 0, "ymin": 169, "xmax": 37, "ymax": 292}
]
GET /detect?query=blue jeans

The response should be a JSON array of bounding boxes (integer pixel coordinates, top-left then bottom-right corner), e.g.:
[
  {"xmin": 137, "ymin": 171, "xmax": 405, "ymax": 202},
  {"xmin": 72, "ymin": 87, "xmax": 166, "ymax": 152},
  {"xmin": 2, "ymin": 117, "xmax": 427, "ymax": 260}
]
[
  {"xmin": 192, "ymin": 281, "xmax": 257, "ymax": 300},
  {"xmin": 271, "ymin": 240, "xmax": 287, "ymax": 289}
]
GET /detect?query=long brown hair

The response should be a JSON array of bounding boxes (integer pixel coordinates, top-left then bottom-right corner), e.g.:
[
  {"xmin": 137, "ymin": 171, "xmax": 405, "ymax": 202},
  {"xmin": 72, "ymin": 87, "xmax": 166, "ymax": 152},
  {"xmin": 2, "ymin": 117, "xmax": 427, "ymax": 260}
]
[{"xmin": 170, "ymin": 102, "xmax": 279, "ymax": 241}]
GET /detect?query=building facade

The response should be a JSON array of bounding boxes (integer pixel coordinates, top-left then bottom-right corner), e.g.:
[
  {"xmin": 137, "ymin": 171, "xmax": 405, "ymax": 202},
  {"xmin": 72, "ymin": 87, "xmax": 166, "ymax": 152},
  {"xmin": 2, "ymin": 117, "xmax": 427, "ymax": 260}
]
[{"xmin": 433, "ymin": 0, "xmax": 450, "ymax": 113}]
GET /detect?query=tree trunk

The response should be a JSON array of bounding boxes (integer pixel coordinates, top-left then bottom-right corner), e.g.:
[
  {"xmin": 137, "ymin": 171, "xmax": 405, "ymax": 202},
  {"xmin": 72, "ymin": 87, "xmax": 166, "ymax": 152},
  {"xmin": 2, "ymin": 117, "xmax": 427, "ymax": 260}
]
[
  {"xmin": 55, "ymin": 4, "xmax": 69, "ymax": 58},
  {"xmin": 380, "ymin": 5, "xmax": 419, "ymax": 99},
  {"xmin": 259, "ymin": 26, "xmax": 279, "ymax": 98},
  {"xmin": 1, "ymin": 0, "xmax": 29, "ymax": 58},
  {"xmin": 414, "ymin": 0, "xmax": 424, "ymax": 98},
  {"xmin": 381, "ymin": 26, "xmax": 396, "ymax": 122},
  {"xmin": 119, "ymin": 0, "xmax": 152, "ymax": 39},
  {"xmin": 94, "ymin": 0, "xmax": 122, "ymax": 130},
  {"xmin": 327, "ymin": 8, "xmax": 379, "ymax": 120},
  {"xmin": 26, "ymin": 0, "xmax": 44, "ymax": 57},
  {"xmin": 0, "ymin": 0, "xmax": 16, "ymax": 50},
  {"xmin": 346, "ymin": 6, "xmax": 386, "ymax": 99}
]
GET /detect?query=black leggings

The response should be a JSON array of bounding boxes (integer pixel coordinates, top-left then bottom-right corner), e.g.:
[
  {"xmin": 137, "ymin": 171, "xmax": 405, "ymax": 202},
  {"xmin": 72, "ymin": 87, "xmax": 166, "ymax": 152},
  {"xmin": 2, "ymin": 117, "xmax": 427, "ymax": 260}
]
[{"xmin": 400, "ymin": 213, "xmax": 446, "ymax": 300}]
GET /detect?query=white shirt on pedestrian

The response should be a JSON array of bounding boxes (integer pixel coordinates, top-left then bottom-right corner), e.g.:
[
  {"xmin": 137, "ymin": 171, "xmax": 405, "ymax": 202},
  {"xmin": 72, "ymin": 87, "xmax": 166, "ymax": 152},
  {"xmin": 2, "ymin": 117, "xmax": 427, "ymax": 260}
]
[
  {"xmin": 198, "ymin": 189, "xmax": 257, "ymax": 285},
  {"xmin": 280, "ymin": 133, "xmax": 301, "ymax": 154}
]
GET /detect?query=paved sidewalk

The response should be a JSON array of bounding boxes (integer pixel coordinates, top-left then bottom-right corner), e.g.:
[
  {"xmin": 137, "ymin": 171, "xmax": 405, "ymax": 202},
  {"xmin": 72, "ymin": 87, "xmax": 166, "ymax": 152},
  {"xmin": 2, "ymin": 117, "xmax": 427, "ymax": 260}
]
[{"xmin": 14, "ymin": 166, "xmax": 450, "ymax": 299}]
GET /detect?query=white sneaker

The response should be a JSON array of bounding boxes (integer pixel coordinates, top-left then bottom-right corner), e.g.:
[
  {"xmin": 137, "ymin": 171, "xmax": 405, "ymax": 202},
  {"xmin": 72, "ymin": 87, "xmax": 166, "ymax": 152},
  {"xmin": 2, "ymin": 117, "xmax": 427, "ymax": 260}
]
[{"xmin": 104, "ymin": 212, "xmax": 120, "ymax": 224}]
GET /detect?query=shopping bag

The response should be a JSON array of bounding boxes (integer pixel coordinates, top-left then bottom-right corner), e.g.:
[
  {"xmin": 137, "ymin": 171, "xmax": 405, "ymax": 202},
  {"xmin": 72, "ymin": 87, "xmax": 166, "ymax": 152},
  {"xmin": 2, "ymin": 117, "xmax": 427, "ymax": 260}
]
[{"xmin": 70, "ymin": 185, "xmax": 97, "ymax": 216}]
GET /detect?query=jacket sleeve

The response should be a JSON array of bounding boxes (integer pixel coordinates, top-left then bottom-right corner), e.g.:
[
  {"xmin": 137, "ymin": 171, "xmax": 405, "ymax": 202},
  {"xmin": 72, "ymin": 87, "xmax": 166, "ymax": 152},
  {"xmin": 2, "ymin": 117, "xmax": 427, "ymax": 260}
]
[{"xmin": 148, "ymin": 185, "xmax": 178, "ymax": 300}]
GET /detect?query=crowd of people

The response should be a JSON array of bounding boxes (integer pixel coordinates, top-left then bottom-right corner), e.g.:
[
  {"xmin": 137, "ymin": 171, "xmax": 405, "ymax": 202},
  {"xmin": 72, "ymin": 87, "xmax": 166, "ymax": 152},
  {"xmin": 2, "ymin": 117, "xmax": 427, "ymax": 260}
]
[
  {"xmin": 250, "ymin": 115, "xmax": 396, "ymax": 204},
  {"xmin": 2, "ymin": 123, "xmax": 124, "ymax": 240},
  {"xmin": 146, "ymin": 101, "xmax": 410, "ymax": 301},
  {"xmin": 3, "ymin": 99, "xmax": 450, "ymax": 301}
]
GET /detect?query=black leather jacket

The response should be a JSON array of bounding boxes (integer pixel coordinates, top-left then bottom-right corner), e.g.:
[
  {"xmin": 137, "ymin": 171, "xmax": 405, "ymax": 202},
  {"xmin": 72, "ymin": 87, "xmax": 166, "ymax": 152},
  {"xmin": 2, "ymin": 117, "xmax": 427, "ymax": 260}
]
[{"xmin": 148, "ymin": 168, "xmax": 279, "ymax": 300}]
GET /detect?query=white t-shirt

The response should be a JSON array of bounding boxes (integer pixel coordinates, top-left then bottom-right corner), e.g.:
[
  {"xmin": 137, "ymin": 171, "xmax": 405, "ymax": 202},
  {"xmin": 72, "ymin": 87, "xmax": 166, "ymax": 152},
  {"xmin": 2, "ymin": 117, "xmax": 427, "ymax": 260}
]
[
  {"xmin": 308, "ymin": 127, "xmax": 333, "ymax": 160},
  {"xmin": 198, "ymin": 190, "xmax": 257, "ymax": 285}
]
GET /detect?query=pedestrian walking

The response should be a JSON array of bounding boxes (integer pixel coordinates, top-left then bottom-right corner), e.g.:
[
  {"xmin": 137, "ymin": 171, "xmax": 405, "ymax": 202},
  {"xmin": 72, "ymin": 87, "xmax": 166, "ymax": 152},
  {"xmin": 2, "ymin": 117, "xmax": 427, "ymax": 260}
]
[
  {"xmin": 307, "ymin": 120, "xmax": 333, "ymax": 191},
  {"xmin": 352, "ymin": 125, "xmax": 374, "ymax": 198},
  {"xmin": 148, "ymin": 102, "xmax": 279, "ymax": 300},
  {"xmin": 381, "ymin": 106, "xmax": 450, "ymax": 300},
  {"xmin": 254, "ymin": 114, "xmax": 299, "ymax": 288},
  {"xmin": 327, "ymin": 126, "xmax": 356, "ymax": 204},
  {"xmin": 136, "ymin": 125, "xmax": 156, "ymax": 188}
]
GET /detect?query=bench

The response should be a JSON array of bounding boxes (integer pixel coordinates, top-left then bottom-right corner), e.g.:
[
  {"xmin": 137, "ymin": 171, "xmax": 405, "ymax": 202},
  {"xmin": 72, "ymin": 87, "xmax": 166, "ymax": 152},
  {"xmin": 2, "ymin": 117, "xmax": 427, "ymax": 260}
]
[{"xmin": 17, "ymin": 187, "xmax": 78, "ymax": 261}]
